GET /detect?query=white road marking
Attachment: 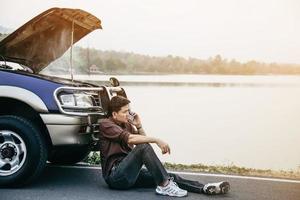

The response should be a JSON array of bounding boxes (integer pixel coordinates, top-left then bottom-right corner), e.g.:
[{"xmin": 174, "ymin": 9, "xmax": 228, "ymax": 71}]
[{"xmin": 49, "ymin": 164, "xmax": 300, "ymax": 184}]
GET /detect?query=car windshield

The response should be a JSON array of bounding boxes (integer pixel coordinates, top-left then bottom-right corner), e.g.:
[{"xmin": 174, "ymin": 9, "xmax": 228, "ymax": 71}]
[{"xmin": 0, "ymin": 34, "xmax": 32, "ymax": 73}]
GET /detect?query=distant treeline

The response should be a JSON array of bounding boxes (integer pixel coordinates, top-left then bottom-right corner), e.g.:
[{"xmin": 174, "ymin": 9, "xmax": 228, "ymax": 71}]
[{"xmin": 35, "ymin": 46, "xmax": 300, "ymax": 75}]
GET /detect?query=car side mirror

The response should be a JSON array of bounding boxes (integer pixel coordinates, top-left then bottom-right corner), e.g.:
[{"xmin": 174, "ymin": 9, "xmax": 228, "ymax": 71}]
[{"xmin": 109, "ymin": 77, "xmax": 120, "ymax": 87}]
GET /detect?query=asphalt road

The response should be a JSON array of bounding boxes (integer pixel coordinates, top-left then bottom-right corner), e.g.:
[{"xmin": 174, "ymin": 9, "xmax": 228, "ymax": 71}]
[{"xmin": 1, "ymin": 164, "xmax": 300, "ymax": 200}]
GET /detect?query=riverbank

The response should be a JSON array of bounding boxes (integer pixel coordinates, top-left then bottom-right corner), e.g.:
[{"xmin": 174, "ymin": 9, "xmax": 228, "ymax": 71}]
[
  {"xmin": 51, "ymin": 74, "xmax": 300, "ymax": 88},
  {"xmin": 84, "ymin": 152, "xmax": 300, "ymax": 180}
]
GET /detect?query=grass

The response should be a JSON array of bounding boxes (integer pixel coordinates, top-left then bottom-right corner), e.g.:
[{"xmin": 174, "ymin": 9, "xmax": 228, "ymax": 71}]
[
  {"xmin": 163, "ymin": 162, "xmax": 300, "ymax": 180},
  {"xmin": 84, "ymin": 152, "xmax": 300, "ymax": 180}
]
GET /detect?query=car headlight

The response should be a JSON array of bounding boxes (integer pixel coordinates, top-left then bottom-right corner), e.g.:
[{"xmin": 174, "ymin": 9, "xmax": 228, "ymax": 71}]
[
  {"xmin": 59, "ymin": 93, "xmax": 94, "ymax": 107},
  {"xmin": 54, "ymin": 87, "xmax": 105, "ymax": 116}
]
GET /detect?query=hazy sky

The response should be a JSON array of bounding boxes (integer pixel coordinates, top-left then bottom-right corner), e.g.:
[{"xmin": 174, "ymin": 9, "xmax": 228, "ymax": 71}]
[{"xmin": 1, "ymin": 0, "xmax": 299, "ymax": 64}]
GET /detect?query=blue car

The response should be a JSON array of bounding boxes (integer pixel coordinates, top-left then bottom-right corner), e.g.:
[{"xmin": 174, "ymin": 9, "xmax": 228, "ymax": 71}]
[{"xmin": 0, "ymin": 8, "xmax": 125, "ymax": 186}]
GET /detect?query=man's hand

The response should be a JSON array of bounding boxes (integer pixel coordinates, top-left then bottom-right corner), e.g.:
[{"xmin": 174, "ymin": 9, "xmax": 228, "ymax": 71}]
[
  {"xmin": 156, "ymin": 139, "xmax": 171, "ymax": 154},
  {"xmin": 129, "ymin": 112, "xmax": 142, "ymax": 128}
]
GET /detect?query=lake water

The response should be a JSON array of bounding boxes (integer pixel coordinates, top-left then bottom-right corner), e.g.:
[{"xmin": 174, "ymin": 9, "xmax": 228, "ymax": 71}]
[{"xmin": 61, "ymin": 74, "xmax": 300, "ymax": 170}]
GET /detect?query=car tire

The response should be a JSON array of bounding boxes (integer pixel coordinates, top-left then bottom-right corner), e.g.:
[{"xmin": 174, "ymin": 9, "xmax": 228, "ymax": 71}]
[
  {"xmin": 48, "ymin": 146, "xmax": 90, "ymax": 165},
  {"xmin": 0, "ymin": 115, "xmax": 47, "ymax": 187}
]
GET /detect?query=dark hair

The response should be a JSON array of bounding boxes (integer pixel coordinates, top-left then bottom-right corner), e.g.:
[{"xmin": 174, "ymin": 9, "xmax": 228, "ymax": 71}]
[{"xmin": 108, "ymin": 96, "xmax": 131, "ymax": 116}]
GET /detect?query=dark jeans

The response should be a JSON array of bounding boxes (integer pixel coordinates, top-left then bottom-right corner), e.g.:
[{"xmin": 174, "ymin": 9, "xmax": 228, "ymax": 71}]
[{"xmin": 106, "ymin": 143, "xmax": 204, "ymax": 193}]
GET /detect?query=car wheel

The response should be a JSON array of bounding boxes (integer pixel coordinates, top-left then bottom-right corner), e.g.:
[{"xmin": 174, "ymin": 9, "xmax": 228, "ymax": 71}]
[
  {"xmin": 0, "ymin": 115, "xmax": 47, "ymax": 187},
  {"xmin": 48, "ymin": 146, "xmax": 90, "ymax": 165}
]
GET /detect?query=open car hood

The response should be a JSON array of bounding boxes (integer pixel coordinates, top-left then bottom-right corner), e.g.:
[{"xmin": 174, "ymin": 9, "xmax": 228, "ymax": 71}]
[{"xmin": 0, "ymin": 7, "xmax": 101, "ymax": 73}]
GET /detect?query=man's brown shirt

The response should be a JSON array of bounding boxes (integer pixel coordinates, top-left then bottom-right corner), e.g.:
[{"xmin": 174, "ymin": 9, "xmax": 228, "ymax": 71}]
[{"xmin": 99, "ymin": 117, "xmax": 137, "ymax": 180}]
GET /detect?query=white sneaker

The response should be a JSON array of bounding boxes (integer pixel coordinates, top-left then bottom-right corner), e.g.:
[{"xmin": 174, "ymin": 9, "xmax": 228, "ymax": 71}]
[
  {"xmin": 156, "ymin": 179, "xmax": 188, "ymax": 197},
  {"xmin": 203, "ymin": 181, "xmax": 230, "ymax": 195}
]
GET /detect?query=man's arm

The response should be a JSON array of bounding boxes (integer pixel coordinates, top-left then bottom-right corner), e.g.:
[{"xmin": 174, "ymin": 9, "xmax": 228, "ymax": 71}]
[{"xmin": 127, "ymin": 134, "xmax": 171, "ymax": 154}]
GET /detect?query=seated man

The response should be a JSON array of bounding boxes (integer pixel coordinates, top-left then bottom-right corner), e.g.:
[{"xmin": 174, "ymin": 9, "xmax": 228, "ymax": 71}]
[{"xmin": 99, "ymin": 95, "xmax": 230, "ymax": 197}]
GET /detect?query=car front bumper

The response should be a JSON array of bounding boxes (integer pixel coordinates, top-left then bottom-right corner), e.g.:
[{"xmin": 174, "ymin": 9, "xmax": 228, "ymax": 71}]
[{"xmin": 40, "ymin": 114, "xmax": 101, "ymax": 146}]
